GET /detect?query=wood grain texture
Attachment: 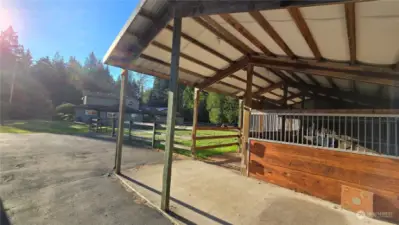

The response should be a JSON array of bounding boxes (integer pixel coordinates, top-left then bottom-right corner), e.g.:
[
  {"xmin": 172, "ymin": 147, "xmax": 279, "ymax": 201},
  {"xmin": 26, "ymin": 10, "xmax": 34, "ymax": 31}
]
[{"xmin": 248, "ymin": 140, "xmax": 399, "ymax": 221}]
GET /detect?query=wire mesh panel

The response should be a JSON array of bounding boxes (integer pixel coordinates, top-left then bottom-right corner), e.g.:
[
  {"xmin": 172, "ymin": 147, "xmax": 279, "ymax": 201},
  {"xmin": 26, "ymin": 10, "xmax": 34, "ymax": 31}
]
[{"xmin": 250, "ymin": 110, "xmax": 399, "ymax": 158}]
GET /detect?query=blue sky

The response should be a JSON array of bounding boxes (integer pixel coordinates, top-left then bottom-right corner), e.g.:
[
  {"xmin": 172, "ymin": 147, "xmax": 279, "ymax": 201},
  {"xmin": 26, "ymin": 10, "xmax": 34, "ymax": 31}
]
[{"xmin": 1, "ymin": 0, "xmax": 146, "ymax": 80}]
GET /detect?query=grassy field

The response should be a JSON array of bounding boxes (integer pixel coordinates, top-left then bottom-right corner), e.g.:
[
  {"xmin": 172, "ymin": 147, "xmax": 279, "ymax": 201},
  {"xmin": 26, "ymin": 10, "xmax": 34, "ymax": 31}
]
[
  {"xmin": 0, "ymin": 120, "xmax": 238, "ymax": 158},
  {"xmin": 0, "ymin": 120, "xmax": 89, "ymax": 134},
  {"xmin": 131, "ymin": 128, "xmax": 239, "ymax": 159}
]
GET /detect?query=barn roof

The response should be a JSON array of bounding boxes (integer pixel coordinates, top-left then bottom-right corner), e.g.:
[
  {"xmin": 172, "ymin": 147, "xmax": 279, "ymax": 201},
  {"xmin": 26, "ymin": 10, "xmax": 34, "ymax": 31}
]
[{"xmin": 103, "ymin": 0, "xmax": 399, "ymax": 108}]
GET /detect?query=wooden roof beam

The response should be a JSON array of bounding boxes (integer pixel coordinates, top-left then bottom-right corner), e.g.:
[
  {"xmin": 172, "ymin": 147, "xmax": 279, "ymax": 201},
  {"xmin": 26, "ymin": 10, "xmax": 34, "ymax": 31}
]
[
  {"xmin": 249, "ymin": 11, "xmax": 295, "ymax": 58},
  {"xmin": 140, "ymin": 54, "xmax": 246, "ymax": 93},
  {"xmin": 219, "ymin": 13, "xmax": 274, "ymax": 56},
  {"xmin": 345, "ymin": 2, "xmax": 357, "ymax": 64},
  {"xmin": 288, "ymin": 81, "xmax": 389, "ymax": 108},
  {"xmin": 165, "ymin": 25, "xmax": 232, "ymax": 63},
  {"xmin": 197, "ymin": 57, "xmax": 249, "ymax": 89},
  {"xmin": 288, "ymin": 7, "xmax": 322, "ymax": 60},
  {"xmin": 194, "ymin": 16, "xmax": 254, "ymax": 55},
  {"xmin": 250, "ymin": 55, "xmax": 399, "ymax": 87},
  {"xmin": 254, "ymin": 81, "xmax": 284, "ymax": 96}
]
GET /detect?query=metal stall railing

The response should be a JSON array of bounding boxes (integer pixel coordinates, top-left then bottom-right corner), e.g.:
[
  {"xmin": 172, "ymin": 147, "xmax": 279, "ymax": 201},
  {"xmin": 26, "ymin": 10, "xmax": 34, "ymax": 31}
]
[{"xmin": 250, "ymin": 110, "xmax": 399, "ymax": 158}]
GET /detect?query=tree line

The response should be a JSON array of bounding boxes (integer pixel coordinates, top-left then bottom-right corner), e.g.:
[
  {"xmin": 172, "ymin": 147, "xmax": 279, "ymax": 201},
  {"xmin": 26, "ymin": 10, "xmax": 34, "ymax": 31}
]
[{"xmin": 0, "ymin": 26, "xmax": 239, "ymax": 125}]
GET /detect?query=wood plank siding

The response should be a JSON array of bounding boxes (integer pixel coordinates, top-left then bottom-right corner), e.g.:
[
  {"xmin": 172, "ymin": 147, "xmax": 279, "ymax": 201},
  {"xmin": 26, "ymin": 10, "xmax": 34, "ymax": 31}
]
[{"xmin": 248, "ymin": 140, "xmax": 399, "ymax": 222}]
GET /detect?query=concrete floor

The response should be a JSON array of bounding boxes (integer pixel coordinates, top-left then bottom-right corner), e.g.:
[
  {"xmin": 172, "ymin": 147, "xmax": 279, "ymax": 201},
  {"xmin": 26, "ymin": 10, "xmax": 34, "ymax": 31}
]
[
  {"xmin": 120, "ymin": 160, "xmax": 394, "ymax": 225},
  {"xmin": 0, "ymin": 133, "xmax": 172, "ymax": 225}
]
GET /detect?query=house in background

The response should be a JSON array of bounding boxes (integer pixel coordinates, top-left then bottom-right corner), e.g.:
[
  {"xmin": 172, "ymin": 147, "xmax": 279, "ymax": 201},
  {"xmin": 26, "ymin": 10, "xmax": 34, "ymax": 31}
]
[{"xmin": 74, "ymin": 91, "xmax": 142, "ymax": 124}]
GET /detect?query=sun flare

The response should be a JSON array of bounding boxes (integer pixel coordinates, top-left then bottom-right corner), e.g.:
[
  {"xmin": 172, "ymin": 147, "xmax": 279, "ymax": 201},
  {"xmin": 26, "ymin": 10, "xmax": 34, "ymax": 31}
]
[{"xmin": 0, "ymin": 8, "xmax": 13, "ymax": 30}]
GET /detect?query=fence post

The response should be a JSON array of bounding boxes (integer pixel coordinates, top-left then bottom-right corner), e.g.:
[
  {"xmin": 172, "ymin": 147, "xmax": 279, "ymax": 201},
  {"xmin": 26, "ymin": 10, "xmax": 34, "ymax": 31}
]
[
  {"xmin": 191, "ymin": 88, "xmax": 200, "ymax": 158},
  {"xmin": 111, "ymin": 118, "xmax": 116, "ymax": 137},
  {"xmin": 152, "ymin": 122, "xmax": 157, "ymax": 148},
  {"xmin": 129, "ymin": 120, "xmax": 132, "ymax": 141}
]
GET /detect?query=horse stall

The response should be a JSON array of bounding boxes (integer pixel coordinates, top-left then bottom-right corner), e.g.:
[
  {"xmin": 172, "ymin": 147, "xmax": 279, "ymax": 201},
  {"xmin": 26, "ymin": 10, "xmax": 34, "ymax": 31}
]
[{"xmin": 248, "ymin": 109, "xmax": 399, "ymax": 222}]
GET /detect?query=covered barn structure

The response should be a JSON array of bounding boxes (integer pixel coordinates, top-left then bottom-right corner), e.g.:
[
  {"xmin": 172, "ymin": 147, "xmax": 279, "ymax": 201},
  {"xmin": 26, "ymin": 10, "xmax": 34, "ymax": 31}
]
[{"xmin": 103, "ymin": 0, "xmax": 399, "ymax": 222}]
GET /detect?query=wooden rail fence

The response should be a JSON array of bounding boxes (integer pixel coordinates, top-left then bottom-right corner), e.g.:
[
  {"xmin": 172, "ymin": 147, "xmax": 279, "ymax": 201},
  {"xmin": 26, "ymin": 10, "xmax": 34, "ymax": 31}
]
[{"xmin": 191, "ymin": 126, "xmax": 241, "ymax": 157}]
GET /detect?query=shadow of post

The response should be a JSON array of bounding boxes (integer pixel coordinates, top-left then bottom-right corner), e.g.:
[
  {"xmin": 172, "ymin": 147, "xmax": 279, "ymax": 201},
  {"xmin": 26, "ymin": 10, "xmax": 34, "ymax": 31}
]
[{"xmin": 119, "ymin": 174, "xmax": 232, "ymax": 225}]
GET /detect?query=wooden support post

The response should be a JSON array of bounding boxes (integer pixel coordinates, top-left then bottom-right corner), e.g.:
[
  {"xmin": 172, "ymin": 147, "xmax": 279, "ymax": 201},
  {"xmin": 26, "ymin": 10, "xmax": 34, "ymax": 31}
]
[
  {"xmin": 281, "ymin": 83, "xmax": 288, "ymax": 141},
  {"xmin": 161, "ymin": 16, "xmax": 181, "ymax": 212},
  {"xmin": 111, "ymin": 118, "xmax": 116, "ymax": 137},
  {"xmin": 152, "ymin": 122, "xmax": 157, "ymax": 148},
  {"xmin": 241, "ymin": 63, "xmax": 253, "ymax": 176},
  {"xmin": 128, "ymin": 120, "xmax": 132, "ymax": 141},
  {"xmin": 115, "ymin": 70, "xmax": 128, "ymax": 174},
  {"xmin": 301, "ymin": 94, "xmax": 306, "ymax": 109},
  {"xmin": 191, "ymin": 88, "xmax": 200, "ymax": 158},
  {"xmin": 238, "ymin": 99, "xmax": 243, "ymax": 153},
  {"xmin": 238, "ymin": 99, "xmax": 243, "ymax": 129}
]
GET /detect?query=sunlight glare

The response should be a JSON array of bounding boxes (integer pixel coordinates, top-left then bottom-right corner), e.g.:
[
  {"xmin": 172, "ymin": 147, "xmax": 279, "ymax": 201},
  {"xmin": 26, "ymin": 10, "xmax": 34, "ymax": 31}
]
[{"xmin": 0, "ymin": 8, "xmax": 13, "ymax": 30}]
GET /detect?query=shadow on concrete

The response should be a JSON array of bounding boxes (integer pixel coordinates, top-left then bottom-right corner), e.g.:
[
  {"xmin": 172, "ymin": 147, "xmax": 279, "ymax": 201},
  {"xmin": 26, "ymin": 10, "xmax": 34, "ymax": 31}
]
[
  {"xmin": 256, "ymin": 197, "xmax": 348, "ymax": 225},
  {"xmin": 0, "ymin": 198, "xmax": 12, "ymax": 225},
  {"xmin": 119, "ymin": 174, "xmax": 232, "ymax": 225}
]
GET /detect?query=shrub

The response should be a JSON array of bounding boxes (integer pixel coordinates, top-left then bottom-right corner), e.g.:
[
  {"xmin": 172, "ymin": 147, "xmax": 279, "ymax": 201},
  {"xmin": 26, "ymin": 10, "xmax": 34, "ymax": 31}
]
[{"xmin": 55, "ymin": 103, "xmax": 75, "ymax": 115}]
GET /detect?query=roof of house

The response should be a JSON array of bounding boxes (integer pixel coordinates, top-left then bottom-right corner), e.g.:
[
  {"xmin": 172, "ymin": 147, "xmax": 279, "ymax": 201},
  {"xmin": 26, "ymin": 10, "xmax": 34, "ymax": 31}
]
[{"xmin": 103, "ymin": 0, "xmax": 399, "ymax": 108}]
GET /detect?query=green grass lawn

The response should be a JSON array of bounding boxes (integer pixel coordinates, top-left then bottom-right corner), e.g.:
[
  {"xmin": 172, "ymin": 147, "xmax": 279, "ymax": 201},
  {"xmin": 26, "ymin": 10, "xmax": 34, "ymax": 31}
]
[
  {"xmin": 0, "ymin": 120, "xmax": 89, "ymax": 134},
  {"xmin": 132, "ymin": 128, "xmax": 239, "ymax": 158}
]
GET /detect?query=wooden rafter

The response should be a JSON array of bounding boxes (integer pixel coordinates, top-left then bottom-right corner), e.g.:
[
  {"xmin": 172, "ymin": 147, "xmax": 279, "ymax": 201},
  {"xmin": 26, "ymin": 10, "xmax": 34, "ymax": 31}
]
[
  {"xmin": 151, "ymin": 40, "xmax": 263, "ymax": 91},
  {"xmin": 140, "ymin": 54, "xmax": 246, "ymax": 93},
  {"xmin": 288, "ymin": 8, "xmax": 322, "ymax": 60},
  {"xmin": 249, "ymin": 11, "xmax": 295, "ymax": 58},
  {"xmin": 304, "ymin": 73, "xmax": 321, "ymax": 86},
  {"xmin": 194, "ymin": 16, "xmax": 254, "ymax": 54},
  {"xmin": 279, "ymin": 91, "xmax": 304, "ymax": 104},
  {"xmin": 250, "ymin": 55, "xmax": 399, "ymax": 86},
  {"xmin": 151, "ymin": 41, "xmax": 218, "ymax": 71},
  {"xmin": 326, "ymin": 77, "xmax": 339, "ymax": 89},
  {"xmin": 288, "ymin": 81, "xmax": 390, "ymax": 107},
  {"xmin": 351, "ymin": 80, "xmax": 358, "ymax": 93},
  {"xmin": 254, "ymin": 82, "xmax": 284, "ymax": 97},
  {"xmin": 197, "ymin": 57, "xmax": 249, "ymax": 89},
  {"xmin": 345, "ymin": 2, "xmax": 357, "ymax": 64},
  {"xmin": 219, "ymin": 13, "xmax": 273, "ymax": 56},
  {"xmin": 165, "ymin": 25, "xmax": 232, "ymax": 63}
]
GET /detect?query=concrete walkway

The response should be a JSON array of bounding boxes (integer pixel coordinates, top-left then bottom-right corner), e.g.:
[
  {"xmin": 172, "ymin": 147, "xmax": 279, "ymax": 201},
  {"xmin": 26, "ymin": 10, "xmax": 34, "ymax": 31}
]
[
  {"xmin": 120, "ymin": 159, "xmax": 394, "ymax": 225},
  {"xmin": 0, "ymin": 133, "xmax": 172, "ymax": 225}
]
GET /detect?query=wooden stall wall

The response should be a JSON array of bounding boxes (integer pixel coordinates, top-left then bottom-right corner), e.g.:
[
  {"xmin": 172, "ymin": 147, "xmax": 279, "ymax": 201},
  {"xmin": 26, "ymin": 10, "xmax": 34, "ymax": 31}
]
[{"xmin": 249, "ymin": 140, "xmax": 399, "ymax": 222}]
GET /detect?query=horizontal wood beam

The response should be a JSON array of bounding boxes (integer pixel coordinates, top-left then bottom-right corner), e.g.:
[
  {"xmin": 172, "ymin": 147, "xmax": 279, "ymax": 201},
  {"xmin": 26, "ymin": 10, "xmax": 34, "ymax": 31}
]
[
  {"xmin": 250, "ymin": 55, "xmax": 399, "ymax": 87},
  {"xmin": 197, "ymin": 57, "xmax": 249, "ymax": 89},
  {"xmin": 195, "ymin": 134, "xmax": 240, "ymax": 140},
  {"xmin": 195, "ymin": 142, "xmax": 238, "ymax": 151},
  {"xmin": 196, "ymin": 126, "xmax": 239, "ymax": 131}
]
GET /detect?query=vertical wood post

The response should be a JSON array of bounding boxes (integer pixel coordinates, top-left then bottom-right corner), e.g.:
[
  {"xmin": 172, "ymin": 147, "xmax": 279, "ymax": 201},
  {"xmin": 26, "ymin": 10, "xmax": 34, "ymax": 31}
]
[
  {"xmin": 152, "ymin": 122, "xmax": 157, "ymax": 148},
  {"xmin": 111, "ymin": 117, "xmax": 116, "ymax": 137},
  {"xmin": 128, "ymin": 120, "xmax": 132, "ymax": 141},
  {"xmin": 115, "ymin": 70, "xmax": 128, "ymax": 174},
  {"xmin": 241, "ymin": 63, "xmax": 253, "ymax": 176},
  {"xmin": 301, "ymin": 94, "xmax": 305, "ymax": 109},
  {"xmin": 161, "ymin": 16, "xmax": 181, "ymax": 212},
  {"xmin": 281, "ymin": 83, "xmax": 288, "ymax": 141},
  {"xmin": 238, "ymin": 99, "xmax": 243, "ymax": 153},
  {"xmin": 191, "ymin": 88, "xmax": 200, "ymax": 158}
]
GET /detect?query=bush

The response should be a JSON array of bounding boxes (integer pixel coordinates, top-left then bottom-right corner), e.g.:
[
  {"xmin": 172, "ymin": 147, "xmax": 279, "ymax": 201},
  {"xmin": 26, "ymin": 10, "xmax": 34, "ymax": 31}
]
[{"xmin": 55, "ymin": 103, "xmax": 75, "ymax": 115}]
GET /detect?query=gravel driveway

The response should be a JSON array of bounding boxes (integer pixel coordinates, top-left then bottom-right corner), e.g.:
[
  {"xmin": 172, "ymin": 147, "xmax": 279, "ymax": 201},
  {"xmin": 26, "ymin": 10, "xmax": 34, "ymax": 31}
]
[{"xmin": 0, "ymin": 133, "xmax": 171, "ymax": 225}]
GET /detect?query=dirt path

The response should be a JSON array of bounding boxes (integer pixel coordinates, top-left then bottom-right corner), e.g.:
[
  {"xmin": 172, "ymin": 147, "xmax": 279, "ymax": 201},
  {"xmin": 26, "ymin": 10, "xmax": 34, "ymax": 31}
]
[{"xmin": 0, "ymin": 133, "xmax": 171, "ymax": 225}]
